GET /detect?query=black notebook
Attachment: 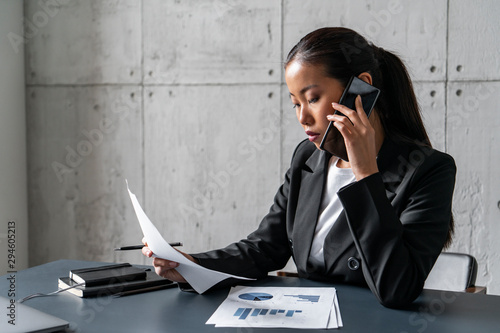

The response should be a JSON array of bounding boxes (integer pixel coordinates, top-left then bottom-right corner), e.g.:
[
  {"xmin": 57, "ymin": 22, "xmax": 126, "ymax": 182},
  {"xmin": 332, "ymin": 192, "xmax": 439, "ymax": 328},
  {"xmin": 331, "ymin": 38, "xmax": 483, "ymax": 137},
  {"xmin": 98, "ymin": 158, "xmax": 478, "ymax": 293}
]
[
  {"xmin": 60, "ymin": 270, "xmax": 175, "ymax": 297},
  {"xmin": 70, "ymin": 263, "xmax": 147, "ymax": 287}
]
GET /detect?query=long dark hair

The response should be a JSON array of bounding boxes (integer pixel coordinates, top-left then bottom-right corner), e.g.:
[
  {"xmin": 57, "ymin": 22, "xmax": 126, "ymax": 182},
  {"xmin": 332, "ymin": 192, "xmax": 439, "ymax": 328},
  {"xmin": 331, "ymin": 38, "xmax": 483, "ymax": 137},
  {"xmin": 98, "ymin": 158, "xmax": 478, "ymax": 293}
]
[{"xmin": 285, "ymin": 27, "xmax": 454, "ymax": 248}]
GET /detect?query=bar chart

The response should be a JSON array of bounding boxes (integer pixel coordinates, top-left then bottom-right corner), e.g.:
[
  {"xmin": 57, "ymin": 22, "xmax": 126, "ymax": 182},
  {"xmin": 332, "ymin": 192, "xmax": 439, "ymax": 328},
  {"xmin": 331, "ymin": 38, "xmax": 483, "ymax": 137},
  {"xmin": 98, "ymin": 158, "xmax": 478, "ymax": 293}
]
[
  {"xmin": 284, "ymin": 294, "xmax": 320, "ymax": 302},
  {"xmin": 233, "ymin": 307, "xmax": 303, "ymax": 320}
]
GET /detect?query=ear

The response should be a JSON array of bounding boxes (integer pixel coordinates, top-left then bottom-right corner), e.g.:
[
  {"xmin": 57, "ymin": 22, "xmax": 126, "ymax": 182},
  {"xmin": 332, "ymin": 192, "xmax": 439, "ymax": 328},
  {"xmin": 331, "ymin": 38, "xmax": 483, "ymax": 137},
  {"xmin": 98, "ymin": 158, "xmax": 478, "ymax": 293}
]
[{"xmin": 357, "ymin": 72, "xmax": 373, "ymax": 85}]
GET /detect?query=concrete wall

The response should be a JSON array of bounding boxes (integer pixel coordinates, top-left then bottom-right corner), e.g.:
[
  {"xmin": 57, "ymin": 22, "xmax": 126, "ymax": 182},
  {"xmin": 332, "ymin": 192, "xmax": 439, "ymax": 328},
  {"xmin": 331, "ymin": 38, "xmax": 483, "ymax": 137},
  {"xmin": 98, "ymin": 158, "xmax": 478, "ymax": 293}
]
[
  {"xmin": 25, "ymin": 0, "xmax": 500, "ymax": 294},
  {"xmin": 0, "ymin": 0, "xmax": 28, "ymax": 275}
]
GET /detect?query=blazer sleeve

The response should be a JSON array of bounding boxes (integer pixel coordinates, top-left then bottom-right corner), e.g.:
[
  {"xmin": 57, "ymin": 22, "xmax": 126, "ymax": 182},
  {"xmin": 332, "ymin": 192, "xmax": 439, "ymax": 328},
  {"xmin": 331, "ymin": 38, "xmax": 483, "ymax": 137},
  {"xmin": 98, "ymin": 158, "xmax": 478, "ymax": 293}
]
[{"xmin": 337, "ymin": 149, "xmax": 456, "ymax": 308}]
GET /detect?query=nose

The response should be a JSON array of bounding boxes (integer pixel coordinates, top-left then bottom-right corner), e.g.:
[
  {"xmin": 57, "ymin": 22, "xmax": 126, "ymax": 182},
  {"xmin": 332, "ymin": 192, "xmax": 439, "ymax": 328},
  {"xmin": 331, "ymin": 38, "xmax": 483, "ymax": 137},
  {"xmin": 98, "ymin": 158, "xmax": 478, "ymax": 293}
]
[{"xmin": 297, "ymin": 105, "xmax": 312, "ymax": 126}]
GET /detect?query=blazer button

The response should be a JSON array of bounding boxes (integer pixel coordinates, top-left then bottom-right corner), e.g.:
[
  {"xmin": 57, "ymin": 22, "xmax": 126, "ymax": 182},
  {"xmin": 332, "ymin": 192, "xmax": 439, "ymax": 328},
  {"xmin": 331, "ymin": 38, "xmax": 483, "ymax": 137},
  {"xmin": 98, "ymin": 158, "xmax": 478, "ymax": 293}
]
[
  {"xmin": 289, "ymin": 239, "xmax": 293, "ymax": 250},
  {"xmin": 347, "ymin": 257, "xmax": 360, "ymax": 270}
]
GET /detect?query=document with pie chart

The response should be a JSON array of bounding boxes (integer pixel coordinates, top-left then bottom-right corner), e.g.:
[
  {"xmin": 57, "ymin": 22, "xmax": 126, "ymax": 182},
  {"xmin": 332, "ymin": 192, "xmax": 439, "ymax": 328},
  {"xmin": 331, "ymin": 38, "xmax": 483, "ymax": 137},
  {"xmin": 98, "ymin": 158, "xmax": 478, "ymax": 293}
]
[{"xmin": 206, "ymin": 286, "xmax": 343, "ymax": 329}]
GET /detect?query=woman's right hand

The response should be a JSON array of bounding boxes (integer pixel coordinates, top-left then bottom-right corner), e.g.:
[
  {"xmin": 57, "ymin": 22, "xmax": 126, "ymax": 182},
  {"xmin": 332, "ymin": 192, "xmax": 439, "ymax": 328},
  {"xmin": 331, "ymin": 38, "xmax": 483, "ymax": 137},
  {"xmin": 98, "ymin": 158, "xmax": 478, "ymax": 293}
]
[{"xmin": 141, "ymin": 238, "xmax": 196, "ymax": 283}]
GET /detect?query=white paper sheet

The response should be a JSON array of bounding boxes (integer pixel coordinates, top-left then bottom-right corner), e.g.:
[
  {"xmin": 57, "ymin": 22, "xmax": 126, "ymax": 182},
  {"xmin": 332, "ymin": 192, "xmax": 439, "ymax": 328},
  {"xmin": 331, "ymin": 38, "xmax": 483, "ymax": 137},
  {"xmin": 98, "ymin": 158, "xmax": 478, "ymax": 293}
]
[
  {"xmin": 330, "ymin": 292, "xmax": 343, "ymax": 328},
  {"xmin": 206, "ymin": 286, "xmax": 343, "ymax": 329},
  {"xmin": 126, "ymin": 181, "xmax": 253, "ymax": 294}
]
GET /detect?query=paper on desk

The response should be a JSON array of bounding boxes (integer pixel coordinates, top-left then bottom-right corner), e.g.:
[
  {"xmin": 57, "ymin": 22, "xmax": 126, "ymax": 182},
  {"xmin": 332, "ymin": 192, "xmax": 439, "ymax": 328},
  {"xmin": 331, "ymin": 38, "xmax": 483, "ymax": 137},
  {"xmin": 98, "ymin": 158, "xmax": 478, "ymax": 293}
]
[
  {"xmin": 126, "ymin": 182, "xmax": 254, "ymax": 294},
  {"xmin": 206, "ymin": 286, "xmax": 343, "ymax": 329}
]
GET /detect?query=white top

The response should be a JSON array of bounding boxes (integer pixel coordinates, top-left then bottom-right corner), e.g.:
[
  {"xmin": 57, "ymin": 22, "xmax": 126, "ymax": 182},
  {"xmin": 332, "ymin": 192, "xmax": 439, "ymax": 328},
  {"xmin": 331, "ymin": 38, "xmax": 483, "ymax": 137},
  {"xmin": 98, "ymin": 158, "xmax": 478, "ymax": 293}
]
[{"xmin": 308, "ymin": 157, "xmax": 356, "ymax": 268}]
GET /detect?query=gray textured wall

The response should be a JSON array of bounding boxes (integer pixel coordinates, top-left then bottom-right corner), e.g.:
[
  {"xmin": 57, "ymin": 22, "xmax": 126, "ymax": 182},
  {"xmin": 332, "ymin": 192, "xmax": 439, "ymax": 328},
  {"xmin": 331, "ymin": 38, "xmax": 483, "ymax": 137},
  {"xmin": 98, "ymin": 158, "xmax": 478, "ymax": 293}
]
[
  {"xmin": 0, "ymin": 0, "xmax": 28, "ymax": 274},
  {"xmin": 25, "ymin": 0, "xmax": 500, "ymax": 294}
]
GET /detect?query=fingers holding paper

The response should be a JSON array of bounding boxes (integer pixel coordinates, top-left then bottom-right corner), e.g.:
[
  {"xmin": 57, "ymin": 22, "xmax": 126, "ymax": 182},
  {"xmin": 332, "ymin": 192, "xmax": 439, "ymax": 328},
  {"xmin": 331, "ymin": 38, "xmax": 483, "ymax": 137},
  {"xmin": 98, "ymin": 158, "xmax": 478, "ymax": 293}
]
[
  {"xmin": 142, "ymin": 245, "xmax": 186, "ymax": 283},
  {"xmin": 141, "ymin": 237, "xmax": 195, "ymax": 283},
  {"xmin": 152, "ymin": 257, "xmax": 187, "ymax": 283}
]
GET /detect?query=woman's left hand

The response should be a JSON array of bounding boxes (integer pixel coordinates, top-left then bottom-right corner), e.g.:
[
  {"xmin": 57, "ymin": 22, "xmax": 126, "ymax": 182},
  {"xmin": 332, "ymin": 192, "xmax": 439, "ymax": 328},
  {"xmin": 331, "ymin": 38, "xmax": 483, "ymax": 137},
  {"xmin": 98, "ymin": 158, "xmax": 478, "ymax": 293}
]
[{"xmin": 327, "ymin": 95, "xmax": 379, "ymax": 180}]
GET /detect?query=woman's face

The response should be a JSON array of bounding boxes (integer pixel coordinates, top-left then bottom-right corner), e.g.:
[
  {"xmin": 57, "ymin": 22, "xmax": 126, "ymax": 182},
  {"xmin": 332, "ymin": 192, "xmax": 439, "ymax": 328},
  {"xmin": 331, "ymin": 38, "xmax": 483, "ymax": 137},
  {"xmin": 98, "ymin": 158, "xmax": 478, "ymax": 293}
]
[{"xmin": 285, "ymin": 60, "xmax": 345, "ymax": 150}]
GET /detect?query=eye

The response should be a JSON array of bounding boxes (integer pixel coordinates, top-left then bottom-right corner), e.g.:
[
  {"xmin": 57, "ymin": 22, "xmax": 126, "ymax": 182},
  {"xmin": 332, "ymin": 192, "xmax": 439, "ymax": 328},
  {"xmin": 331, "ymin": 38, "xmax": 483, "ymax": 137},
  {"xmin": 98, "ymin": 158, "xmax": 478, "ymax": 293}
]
[
  {"xmin": 308, "ymin": 97, "xmax": 318, "ymax": 104},
  {"xmin": 290, "ymin": 100, "xmax": 300, "ymax": 109}
]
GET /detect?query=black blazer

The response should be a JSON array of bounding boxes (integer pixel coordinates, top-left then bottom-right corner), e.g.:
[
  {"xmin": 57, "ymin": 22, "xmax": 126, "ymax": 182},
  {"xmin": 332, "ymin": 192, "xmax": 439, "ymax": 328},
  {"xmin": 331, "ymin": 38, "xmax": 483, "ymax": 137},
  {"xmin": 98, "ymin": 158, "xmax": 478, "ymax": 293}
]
[{"xmin": 192, "ymin": 138, "xmax": 456, "ymax": 307}]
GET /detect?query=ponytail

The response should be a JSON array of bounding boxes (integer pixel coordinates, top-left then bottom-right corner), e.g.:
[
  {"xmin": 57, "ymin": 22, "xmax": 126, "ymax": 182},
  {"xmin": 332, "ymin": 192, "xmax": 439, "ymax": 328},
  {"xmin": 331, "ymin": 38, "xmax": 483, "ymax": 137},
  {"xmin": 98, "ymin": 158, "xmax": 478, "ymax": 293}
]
[
  {"xmin": 373, "ymin": 47, "xmax": 454, "ymax": 248},
  {"xmin": 373, "ymin": 47, "xmax": 432, "ymax": 148}
]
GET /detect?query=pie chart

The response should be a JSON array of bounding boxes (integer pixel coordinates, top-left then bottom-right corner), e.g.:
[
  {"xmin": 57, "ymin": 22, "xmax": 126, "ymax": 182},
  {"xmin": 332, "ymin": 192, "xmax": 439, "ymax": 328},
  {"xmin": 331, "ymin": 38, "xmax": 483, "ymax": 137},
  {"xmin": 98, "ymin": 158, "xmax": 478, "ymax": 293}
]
[{"xmin": 238, "ymin": 292, "xmax": 274, "ymax": 301}]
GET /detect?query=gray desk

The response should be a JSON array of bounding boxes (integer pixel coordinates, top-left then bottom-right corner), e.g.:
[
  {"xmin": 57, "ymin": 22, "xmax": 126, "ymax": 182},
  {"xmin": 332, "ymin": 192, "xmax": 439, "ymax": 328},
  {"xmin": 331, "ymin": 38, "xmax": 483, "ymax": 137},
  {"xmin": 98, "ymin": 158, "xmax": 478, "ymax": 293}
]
[{"xmin": 1, "ymin": 260, "xmax": 499, "ymax": 332}]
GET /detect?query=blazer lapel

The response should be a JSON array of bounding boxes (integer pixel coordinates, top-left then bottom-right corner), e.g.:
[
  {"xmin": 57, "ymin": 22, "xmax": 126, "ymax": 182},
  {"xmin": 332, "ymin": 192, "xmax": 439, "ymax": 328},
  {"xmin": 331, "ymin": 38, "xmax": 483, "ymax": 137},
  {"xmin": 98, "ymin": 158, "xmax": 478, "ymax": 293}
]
[
  {"xmin": 323, "ymin": 211, "xmax": 355, "ymax": 274},
  {"xmin": 292, "ymin": 149, "xmax": 329, "ymax": 275}
]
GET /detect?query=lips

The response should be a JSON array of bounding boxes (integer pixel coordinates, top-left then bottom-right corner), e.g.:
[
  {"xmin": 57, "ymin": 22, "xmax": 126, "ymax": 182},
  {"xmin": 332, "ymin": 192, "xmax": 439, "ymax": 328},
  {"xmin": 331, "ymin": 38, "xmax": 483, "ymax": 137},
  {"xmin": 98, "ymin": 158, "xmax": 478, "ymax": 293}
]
[{"xmin": 305, "ymin": 130, "xmax": 320, "ymax": 142}]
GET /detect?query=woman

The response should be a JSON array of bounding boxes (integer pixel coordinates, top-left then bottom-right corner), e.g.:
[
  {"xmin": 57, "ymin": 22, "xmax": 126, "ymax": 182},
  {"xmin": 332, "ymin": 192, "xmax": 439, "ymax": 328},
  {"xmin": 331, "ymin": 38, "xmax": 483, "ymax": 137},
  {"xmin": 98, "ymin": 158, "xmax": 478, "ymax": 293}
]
[{"xmin": 142, "ymin": 27, "xmax": 456, "ymax": 308}]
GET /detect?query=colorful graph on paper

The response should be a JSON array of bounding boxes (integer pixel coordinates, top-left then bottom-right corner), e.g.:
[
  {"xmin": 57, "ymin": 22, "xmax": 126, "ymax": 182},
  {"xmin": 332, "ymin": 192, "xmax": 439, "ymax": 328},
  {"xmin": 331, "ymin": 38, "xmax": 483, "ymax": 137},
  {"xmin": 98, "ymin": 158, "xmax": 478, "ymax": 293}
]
[
  {"xmin": 233, "ymin": 307, "xmax": 303, "ymax": 319},
  {"xmin": 207, "ymin": 286, "xmax": 342, "ymax": 329},
  {"xmin": 238, "ymin": 292, "xmax": 273, "ymax": 301}
]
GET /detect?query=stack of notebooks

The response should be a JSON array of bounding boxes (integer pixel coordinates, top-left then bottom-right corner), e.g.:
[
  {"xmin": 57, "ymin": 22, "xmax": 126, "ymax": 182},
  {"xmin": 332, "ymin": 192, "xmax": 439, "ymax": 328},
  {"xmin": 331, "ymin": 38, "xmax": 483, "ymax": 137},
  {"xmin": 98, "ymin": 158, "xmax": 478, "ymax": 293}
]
[{"xmin": 58, "ymin": 263, "xmax": 175, "ymax": 297}]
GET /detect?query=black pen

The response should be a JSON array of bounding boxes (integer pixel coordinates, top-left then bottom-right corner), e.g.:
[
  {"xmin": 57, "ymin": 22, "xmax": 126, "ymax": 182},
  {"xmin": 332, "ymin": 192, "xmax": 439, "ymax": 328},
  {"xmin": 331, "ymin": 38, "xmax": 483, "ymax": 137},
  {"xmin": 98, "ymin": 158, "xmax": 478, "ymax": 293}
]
[{"xmin": 114, "ymin": 242, "xmax": 183, "ymax": 251}]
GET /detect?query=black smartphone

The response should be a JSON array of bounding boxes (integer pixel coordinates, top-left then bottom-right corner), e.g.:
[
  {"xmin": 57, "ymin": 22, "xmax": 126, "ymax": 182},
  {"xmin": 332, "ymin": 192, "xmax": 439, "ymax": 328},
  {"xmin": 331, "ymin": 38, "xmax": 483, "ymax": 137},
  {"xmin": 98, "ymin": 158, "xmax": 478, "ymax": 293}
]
[{"xmin": 319, "ymin": 76, "xmax": 380, "ymax": 160}]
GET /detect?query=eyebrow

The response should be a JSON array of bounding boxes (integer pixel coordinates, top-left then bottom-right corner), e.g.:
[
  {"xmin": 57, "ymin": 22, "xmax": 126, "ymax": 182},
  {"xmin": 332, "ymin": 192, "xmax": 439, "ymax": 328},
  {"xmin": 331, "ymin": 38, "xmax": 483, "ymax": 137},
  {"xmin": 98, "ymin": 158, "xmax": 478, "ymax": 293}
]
[{"xmin": 289, "ymin": 84, "xmax": 319, "ymax": 97}]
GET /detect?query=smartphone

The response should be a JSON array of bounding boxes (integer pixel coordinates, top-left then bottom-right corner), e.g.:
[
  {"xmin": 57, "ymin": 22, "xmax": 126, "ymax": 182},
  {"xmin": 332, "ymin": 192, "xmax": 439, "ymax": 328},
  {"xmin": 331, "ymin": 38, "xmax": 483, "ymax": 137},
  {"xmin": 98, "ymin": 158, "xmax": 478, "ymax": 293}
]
[{"xmin": 319, "ymin": 76, "xmax": 380, "ymax": 160}]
